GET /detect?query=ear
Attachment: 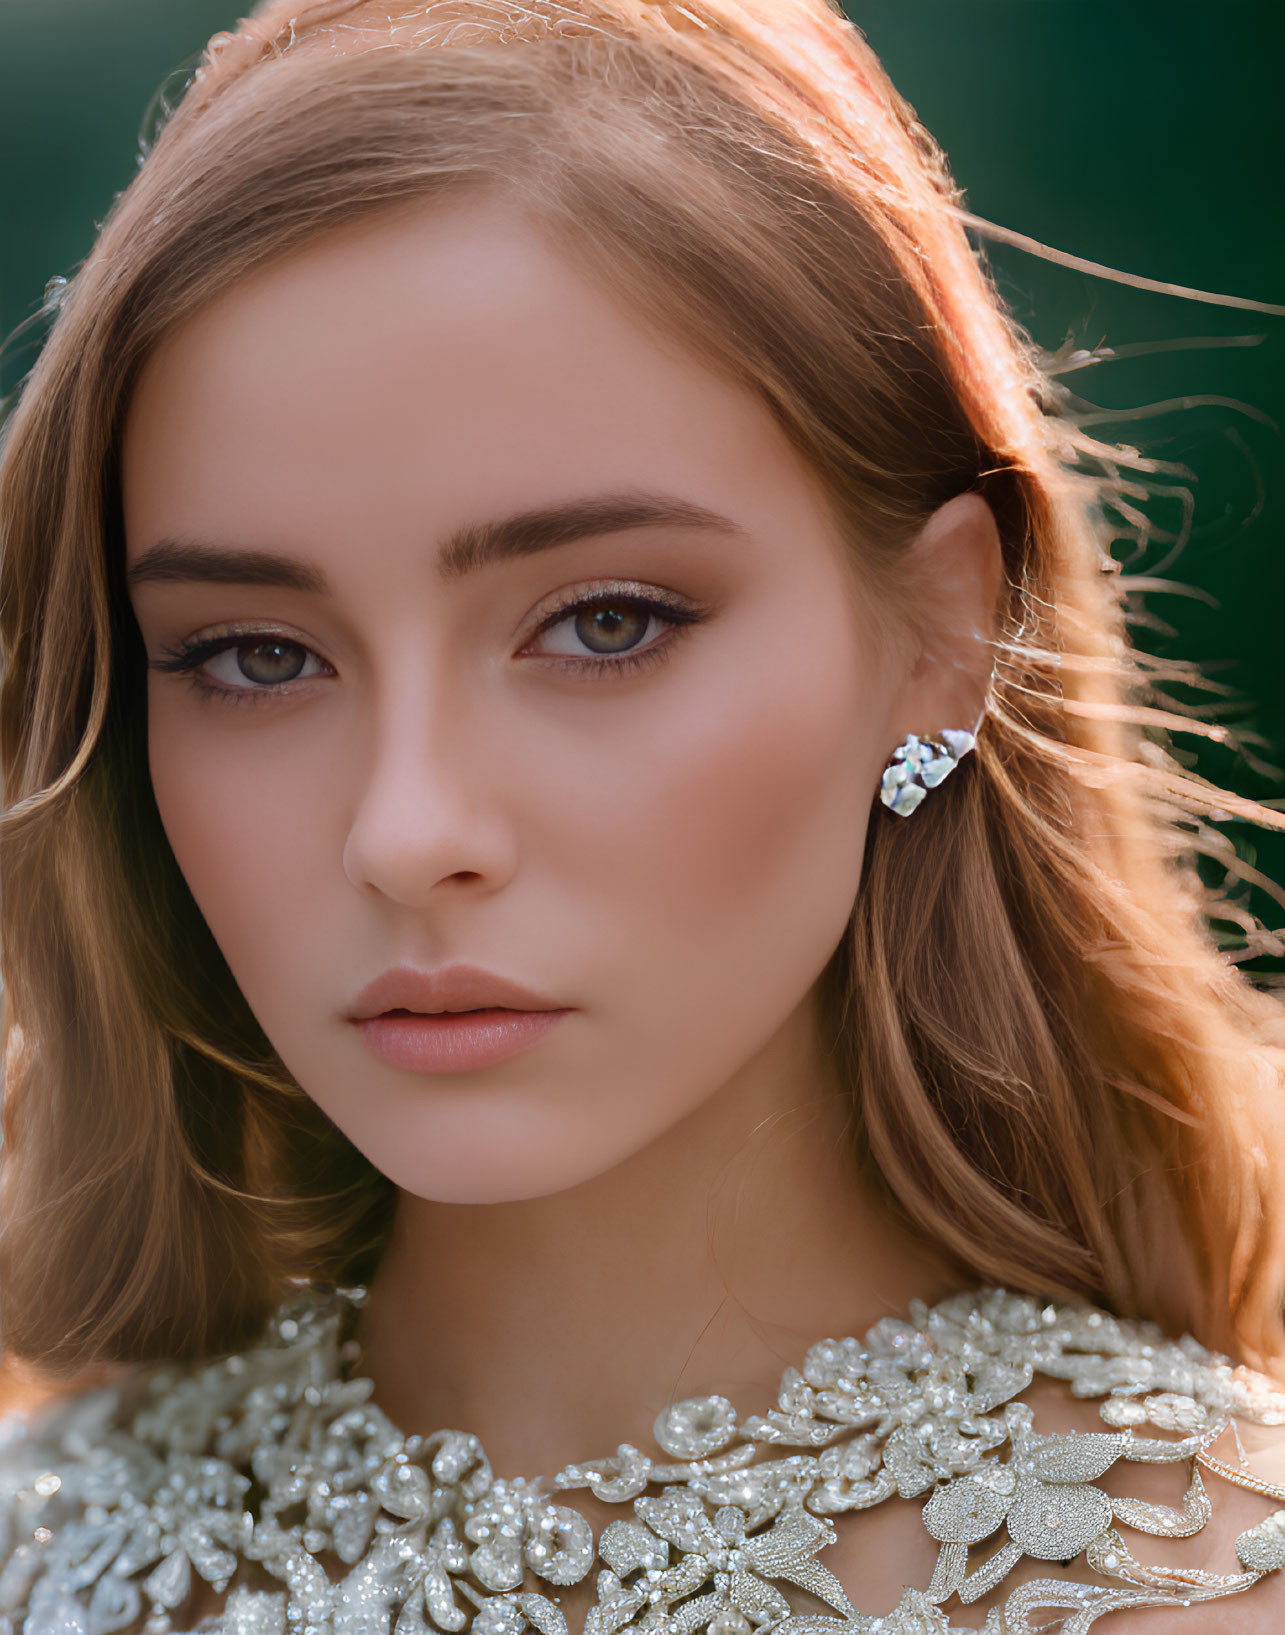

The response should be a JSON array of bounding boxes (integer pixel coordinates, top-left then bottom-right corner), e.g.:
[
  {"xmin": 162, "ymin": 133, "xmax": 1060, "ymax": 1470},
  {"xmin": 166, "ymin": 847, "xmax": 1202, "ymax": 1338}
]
[{"xmin": 887, "ymin": 492, "xmax": 1004, "ymax": 745}]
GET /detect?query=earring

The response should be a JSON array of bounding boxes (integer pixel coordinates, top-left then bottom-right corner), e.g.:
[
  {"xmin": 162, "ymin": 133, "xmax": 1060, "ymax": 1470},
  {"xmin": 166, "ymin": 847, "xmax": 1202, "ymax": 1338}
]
[{"xmin": 880, "ymin": 728, "xmax": 976, "ymax": 817}]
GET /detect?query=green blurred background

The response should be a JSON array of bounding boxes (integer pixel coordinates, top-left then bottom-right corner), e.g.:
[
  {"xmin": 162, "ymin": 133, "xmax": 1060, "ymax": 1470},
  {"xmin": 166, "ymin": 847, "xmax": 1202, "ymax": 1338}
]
[{"xmin": 1, "ymin": 1, "xmax": 1282, "ymax": 955}]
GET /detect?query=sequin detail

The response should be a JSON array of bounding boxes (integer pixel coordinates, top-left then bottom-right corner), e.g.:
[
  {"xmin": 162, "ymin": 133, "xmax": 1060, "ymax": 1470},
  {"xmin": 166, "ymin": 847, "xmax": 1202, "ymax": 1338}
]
[{"xmin": 2, "ymin": 1287, "xmax": 1284, "ymax": 1635}]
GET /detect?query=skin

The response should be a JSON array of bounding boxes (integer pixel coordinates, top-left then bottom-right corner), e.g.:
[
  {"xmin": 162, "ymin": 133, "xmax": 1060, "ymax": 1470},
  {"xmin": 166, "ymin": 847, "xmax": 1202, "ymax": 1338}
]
[{"xmin": 121, "ymin": 196, "xmax": 1285, "ymax": 1628}]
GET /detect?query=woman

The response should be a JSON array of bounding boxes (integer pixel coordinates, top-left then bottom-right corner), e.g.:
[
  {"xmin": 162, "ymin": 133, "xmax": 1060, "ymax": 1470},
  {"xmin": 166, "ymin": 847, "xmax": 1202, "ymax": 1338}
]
[{"xmin": 3, "ymin": 1, "xmax": 1285, "ymax": 1629}]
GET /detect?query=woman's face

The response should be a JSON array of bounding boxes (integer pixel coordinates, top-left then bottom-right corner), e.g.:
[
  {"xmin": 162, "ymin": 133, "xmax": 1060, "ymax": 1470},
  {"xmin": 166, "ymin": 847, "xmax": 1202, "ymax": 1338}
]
[{"xmin": 123, "ymin": 197, "xmax": 978, "ymax": 1203}]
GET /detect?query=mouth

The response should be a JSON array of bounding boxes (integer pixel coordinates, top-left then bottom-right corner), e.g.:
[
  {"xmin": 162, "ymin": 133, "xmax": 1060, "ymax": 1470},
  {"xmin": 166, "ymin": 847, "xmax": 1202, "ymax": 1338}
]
[
  {"xmin": 348, "ymin": 962, "xmax": 566, "ymax": 1022},
  {"xmin": 382, "ymin": 1005, "xmax": 513, "ymax": 1015},
  {"xmin": 347, "ymin": 965, "xmax": 572, "ymax": 1073}
]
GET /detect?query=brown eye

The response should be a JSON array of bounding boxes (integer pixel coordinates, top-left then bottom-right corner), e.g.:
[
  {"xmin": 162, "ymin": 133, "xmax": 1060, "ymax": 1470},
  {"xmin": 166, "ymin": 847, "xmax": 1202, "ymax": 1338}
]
[
  {"xmin": 231, "ymin": 640, "xmax": 309, "ymax": 684},
  {"xmin": 184, "ymin": 636, "xmax": 328, "ymax": 692},
  {"xmin": 572, "ymin": 601, "xmax": 652, "ymax": 654},
  {"xmin": 150, "ymin": 628, "xmax": 332, "ymax": 704},
  {"xmin": 523, "ymin": 582, "xmax": 703, "ymax": 669}
]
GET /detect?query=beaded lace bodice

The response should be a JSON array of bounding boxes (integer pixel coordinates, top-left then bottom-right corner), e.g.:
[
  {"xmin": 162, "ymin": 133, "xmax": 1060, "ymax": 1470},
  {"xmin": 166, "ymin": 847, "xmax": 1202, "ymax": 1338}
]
[{"xmin": 4, "ymin": 1287, "xmax": 1285, "ymax": 1635}]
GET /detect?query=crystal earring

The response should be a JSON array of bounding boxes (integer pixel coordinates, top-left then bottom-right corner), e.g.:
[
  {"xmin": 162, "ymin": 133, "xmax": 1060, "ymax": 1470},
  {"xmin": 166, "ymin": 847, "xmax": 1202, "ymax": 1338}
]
[{"xmin": 879, "ymin": 728, "xmax": 977, "ymax": 817}]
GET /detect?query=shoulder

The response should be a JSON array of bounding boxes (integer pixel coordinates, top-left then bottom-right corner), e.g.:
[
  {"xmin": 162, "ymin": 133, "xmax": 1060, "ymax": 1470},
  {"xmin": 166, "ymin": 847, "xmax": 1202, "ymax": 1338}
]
[
  {"xmin": 1105, "ymin": 1570, "xmax": 1285, "ymax": 1634},
  {"xmin": 817, "ymin": 1287, "xmax": 1285, "ymax": 1630},
  {"xmin": 0, "ymin": 1294, "xmax": 345, "ymax": 1634},
  {"xmin": 998, "ymin": 1371, "xmax": 1285, "ymax": 1629},
  {"xmin": 0, "ymin": 1363, "xmax": 132, "ymax": 1485}
]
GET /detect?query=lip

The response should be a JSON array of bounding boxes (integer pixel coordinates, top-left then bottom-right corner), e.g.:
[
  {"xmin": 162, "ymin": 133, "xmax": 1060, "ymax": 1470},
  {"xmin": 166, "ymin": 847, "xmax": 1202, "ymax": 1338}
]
[
  {"xmin": 347, "ymin": 963, "xmax": 572, "ymax": 1075},
  {"xmin": 348, "ymin": 963, "xmax": 565, "ymax": 1021}
]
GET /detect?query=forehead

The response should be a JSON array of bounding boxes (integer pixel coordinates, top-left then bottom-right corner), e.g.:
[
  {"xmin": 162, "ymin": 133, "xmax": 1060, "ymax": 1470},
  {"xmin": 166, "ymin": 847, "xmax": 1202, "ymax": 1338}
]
[{"xmin": 120, "ymin": 196, "xmax": 836, "ymax": 564}]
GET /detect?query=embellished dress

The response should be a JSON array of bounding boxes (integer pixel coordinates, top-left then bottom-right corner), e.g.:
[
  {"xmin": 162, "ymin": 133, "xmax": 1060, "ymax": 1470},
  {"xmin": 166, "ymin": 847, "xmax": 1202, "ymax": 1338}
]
[{"xmin": 4, "ymin": 1287, "xmax": 1285, "ymax": 1635}]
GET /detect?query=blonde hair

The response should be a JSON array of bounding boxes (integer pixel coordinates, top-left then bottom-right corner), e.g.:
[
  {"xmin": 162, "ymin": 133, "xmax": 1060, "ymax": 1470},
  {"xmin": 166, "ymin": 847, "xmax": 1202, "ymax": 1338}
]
[{"xmin": 3, "ymin": 0, "xmax": 1284, "ymax": 1376}]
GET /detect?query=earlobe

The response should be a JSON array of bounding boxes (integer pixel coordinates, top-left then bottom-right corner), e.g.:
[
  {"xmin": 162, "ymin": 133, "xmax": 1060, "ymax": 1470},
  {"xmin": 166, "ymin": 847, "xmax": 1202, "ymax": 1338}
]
[{"xmin": 879, "ymin": 728, "xmax": 977, "ymax": 817}]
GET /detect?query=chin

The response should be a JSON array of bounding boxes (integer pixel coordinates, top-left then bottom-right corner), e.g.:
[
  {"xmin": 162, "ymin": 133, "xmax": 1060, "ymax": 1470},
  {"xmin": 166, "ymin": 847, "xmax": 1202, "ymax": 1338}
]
[
  {"xmin": 314, "ymin": 1044, "xmax": 715, "ymax": 1205},
  {"xmin": 358, "ymin": 1118, "xmax": 656, "ymax": 1206}
]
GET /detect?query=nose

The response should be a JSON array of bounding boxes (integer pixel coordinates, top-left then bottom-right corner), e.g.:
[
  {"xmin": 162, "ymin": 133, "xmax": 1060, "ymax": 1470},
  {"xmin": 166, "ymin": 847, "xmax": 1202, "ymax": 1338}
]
[{"xmin": 341, "ymin": 689, "xmax": 519, "ymax": 908}]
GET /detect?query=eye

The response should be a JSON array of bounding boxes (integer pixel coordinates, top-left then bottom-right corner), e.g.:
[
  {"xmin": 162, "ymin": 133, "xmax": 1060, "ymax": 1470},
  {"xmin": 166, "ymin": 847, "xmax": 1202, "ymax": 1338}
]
[
  {"xmin": 204, "ymin": 638, "xmax": 325, "ymax": 687},
  {"xmin": 524, "ymin": 584, "xmax": 704, "ymax": 669},
  {"xmin": 150, "ymin": 631, "xmax": 331, "ymax": 702}
]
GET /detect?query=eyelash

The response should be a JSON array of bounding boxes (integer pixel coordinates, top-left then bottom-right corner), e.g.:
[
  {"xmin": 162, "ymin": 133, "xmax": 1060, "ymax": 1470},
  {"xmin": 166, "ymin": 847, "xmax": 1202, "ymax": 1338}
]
[{"xmin": 149, "ymin": 586, "xmax": 705, "ymax": 708}]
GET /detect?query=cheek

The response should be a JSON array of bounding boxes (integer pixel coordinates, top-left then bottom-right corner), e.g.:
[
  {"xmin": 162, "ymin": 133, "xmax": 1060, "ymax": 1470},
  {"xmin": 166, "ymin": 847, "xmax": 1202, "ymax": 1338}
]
[
  {"xmin": 668, "ymin": 683, "xmax": 870, "ymax": 928},
  {"xmin": 146, "ymin": 694, "xmax": 331, "ymax": 991},
  {"xmin": 551, "ymin": 620, "xmax": 889, "ymax": 1000}
]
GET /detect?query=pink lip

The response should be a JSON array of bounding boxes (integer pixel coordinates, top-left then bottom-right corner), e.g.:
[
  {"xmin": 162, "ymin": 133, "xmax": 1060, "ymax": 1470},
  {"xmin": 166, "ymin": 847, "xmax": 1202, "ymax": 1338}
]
[
  {"xmin": 353, "ymin": 1008, "xmax": 568, "ymax": 1073},
  {"xmin": 347, "ymin": 963, "xmax": 572, "ymax": 1075}
]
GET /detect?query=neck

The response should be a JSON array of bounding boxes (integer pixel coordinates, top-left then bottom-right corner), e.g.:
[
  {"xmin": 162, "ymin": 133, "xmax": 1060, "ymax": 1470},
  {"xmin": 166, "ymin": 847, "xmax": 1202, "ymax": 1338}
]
[{"xmin": 358, "ymin": 997, "xmax": 960, "ymax": 1476}]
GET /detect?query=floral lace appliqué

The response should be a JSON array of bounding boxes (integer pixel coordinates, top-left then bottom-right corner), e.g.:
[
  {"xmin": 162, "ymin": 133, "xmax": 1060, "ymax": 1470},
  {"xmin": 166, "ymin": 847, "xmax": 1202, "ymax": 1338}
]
[{"xmin": 3, "ymin": 1288, "xmax": 1285, "ymax": 1635}]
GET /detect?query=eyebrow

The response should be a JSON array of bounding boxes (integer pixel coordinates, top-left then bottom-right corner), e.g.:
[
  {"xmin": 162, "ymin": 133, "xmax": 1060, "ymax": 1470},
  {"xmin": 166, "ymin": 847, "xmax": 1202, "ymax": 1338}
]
[{"xmin": 125, "ymin": 492, "xmax": 748, "ymax": 592}]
